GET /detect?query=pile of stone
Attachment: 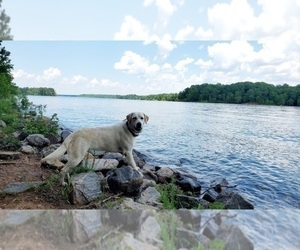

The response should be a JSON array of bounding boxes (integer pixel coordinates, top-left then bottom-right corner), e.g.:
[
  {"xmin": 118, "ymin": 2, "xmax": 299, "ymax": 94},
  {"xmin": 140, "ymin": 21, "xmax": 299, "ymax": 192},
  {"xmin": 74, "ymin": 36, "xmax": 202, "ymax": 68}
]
[{"xmin": 10, "ymin": 127, "xmax": 254, "ymax": 209}]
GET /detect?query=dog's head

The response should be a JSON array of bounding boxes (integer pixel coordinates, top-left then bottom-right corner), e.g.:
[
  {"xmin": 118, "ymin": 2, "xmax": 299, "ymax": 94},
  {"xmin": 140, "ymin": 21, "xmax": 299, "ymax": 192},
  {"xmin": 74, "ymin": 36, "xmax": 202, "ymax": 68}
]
[{"xmin": 126, "ymin": 112, "xmax": 149, "ymax": 136}]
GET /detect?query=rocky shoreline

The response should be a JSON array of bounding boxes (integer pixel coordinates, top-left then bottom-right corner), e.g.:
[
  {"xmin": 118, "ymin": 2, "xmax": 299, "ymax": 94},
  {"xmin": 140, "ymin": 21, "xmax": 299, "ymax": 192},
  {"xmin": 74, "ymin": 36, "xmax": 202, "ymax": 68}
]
[{"xmin": 1, "ymin": 122, "xmax": 254, "ymax": 210}]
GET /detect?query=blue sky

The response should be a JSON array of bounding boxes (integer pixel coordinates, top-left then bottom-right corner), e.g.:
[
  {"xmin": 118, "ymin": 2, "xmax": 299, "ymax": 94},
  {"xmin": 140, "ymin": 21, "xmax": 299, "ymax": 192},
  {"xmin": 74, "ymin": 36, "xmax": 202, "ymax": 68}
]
[{"xmin": 2, "ymin": 0, "xmax": 299, "ymax": 95}]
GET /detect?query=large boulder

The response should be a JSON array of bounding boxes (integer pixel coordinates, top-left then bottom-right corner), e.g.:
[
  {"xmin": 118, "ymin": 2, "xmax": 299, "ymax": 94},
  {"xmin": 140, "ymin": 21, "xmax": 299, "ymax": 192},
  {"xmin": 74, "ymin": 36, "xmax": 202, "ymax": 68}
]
[
  {"xmin": 25, "ymin": 134, "xmax": 50, "ymax": 148},
  {"xmin": 107, "ymin": 166, "xmax": 143, "ymax": 194},
  {"xmin": 215, "ymin": 191, "xmax": 254, "ymax": 209},
  {"xmin": 71, "ymin": 172, "xmax": 102, "ymax": 205},
  {"xmin": 175, "ymin": 174, "xmax": 201, "ymax": 194},
  {"xmin": 138, "ymin": 186, "xmax": 161, "ymax": 206}
]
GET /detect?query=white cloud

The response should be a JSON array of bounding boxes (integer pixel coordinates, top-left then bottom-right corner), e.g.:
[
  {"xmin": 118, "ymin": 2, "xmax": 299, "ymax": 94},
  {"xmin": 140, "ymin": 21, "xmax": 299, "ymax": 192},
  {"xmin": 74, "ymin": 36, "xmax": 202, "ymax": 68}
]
[
  {"xmin": 39, "ymin": 67, "xmax": 61, "ymax": 82},
  {"xmin": 114, "ymin": 15, "xmax": 149, "ymax": 40},
  {"xmin": 194, "ymin": 27, "xmax": 213, "ymax": 39},
  {"xmin": 175, "ymin": 57, "xmax": 194, "ymax": 72},
  {"xmin": 207, "ymin": 0, "xmax": 255, "ymax": 40},
  {"xmin": 68, "ymin": 75, "xmax": 88, "ymax": 84},
  {"xmin": 89, "ymin": 78, "xmax": 120, "ymax": 88},
  {"xmin": 153, "ymin": 33, "xmax": 177, "ymax": 58},
  {"xmin": 175, "ymin": 25, "xmax": 195, "ymax": 40},
  {"xmin": 144, "ymin": 0, "xmax": 177, "ymax": 28},
  {"xmin": 114, "ymin": 50, "xmax": 160, "ymax": 76}
]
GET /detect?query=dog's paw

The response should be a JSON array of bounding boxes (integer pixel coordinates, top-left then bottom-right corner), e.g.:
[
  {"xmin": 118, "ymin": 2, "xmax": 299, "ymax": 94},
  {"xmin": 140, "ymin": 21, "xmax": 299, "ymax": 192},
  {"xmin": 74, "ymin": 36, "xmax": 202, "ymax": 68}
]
[{"xmin": 61, "ymin": 181, "xmax": 68, "ymax": 187}]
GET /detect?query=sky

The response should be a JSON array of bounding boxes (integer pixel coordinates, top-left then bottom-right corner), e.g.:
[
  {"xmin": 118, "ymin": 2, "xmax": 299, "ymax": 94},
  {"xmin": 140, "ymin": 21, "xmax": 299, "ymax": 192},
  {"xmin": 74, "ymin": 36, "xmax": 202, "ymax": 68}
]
[{"xmin": 2, "ymin": 0, "xmax": 300, "ymax": 95}]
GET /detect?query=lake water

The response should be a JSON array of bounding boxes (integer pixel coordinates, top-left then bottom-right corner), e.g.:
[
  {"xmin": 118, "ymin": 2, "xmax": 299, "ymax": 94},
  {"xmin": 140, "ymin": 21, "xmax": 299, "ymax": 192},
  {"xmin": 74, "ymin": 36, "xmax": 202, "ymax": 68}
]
[{"xmin": 28, "ymin": 96, "xmax": 300, "ymax": 209}]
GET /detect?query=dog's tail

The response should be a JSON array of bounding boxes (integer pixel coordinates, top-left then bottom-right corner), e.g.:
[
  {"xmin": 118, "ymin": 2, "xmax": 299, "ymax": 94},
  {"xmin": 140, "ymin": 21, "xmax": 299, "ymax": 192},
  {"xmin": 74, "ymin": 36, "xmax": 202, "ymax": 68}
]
[{"xmin": 41, "ymin": 135, "xmax": 72, "ymax": 163}]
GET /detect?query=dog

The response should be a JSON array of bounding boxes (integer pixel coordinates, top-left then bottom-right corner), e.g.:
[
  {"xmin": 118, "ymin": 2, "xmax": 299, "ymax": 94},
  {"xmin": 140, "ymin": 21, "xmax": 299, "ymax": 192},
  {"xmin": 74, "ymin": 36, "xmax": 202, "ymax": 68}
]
[{"xmin": 42, "ymin": 112, "xmax": 149, "ymax": 186}]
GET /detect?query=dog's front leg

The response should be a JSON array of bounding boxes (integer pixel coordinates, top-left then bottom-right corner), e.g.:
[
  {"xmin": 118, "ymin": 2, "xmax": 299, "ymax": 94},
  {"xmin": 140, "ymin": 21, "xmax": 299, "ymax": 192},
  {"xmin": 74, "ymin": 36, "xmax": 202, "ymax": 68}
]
[{"xmin": 124, "ymin": 151, "xmax": 139, "ymax": 170}]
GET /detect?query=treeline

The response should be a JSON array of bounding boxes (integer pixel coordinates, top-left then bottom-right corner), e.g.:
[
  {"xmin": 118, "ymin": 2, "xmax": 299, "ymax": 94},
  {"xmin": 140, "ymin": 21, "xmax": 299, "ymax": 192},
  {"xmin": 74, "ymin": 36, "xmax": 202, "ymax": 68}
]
[
  {"xmin": 80, "ymin": 93, "xmax": 178, "ymax": 101},
  {"xmin": 19, "ymin": 87, "xmax": 57, "ymax": 96},
  {"xmin": 178, "ymin": 82, "xmax": 300, "ymax": 106}
]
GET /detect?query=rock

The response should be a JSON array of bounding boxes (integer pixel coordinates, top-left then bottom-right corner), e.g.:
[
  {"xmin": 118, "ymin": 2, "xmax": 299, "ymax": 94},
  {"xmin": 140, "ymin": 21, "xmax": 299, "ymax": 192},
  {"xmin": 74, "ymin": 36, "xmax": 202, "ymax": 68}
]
[
  {"xmin": 20, "ymin": 145, "xmax": 36, "ymax": 154},
  {"xmin": 211, "ymin": 178, "xmax": 229, "ymax": 193},
  {"xmin": 88, "ymin": 159, "xmax": 119, "ymax": 172},
  {"xmin": 1, "ymin": 211, "xmax": 44, "ymax": 226},
  {"xmin": 215, "ymin": 191, "xmax": 254, "ymax": 209},
  {"xmin": 137, "ymin": 215, "xmax": 161, "ymax": 245},
  {"xmin": 0, "ymin": 151, "xmax": 21, "ymax": 160},
  {"xmin": 16, "ymin": 131, "xmax": 29, "ymax": 140},
  {"xmin": 2, "ymin": 181, "xmax": 45, "ymax": 194},
  {"xmin": 71, "ymin": 210, "xmax": 102, "ymax": 243},
  {"xmin": 25, "ymin": 134, "xmax": 50, "ymax": 148},
  {"xmin": 40, "ymin": 144, "xmax": 61, "ymax": 158},
  {"xmin": 175, "ymin": 174, "xmax": 201, "ymax": 194},
  {"xmin": 102, "ymin": 152, "xmax": 124, "ymax": 161},
  {"xmin": 120, "ymin": 198, "xmax": 156, "ymax": 210},
  {"xmin": 216, "ymin": 224, "xmax": 254, "ymax": 250},
  {"xmin": 0, "ymin": 120, "xmax": 7, "ymax": 127},
  {"xmin": 202, "ymin": 189, "xmax": 219, "ymax": 203},
  {"xmin": 60, "ymin": 129, "xmax": 72, "ymax": 142},
  {"xmin": 156, "ymin": 167, "xmax": 175, "ymax": 183},
  {"xmin": 71, "ymin": 172, "xmax": 102, "ymax": 205},
  {"xmin": 119, "ymin": 232, "xmax": 160, "ymax": 250},
  {"xmin": 203, "ymin": 219, "xmax": 219, "ymax": 240},
  {"xmin": 46, "ymin": 133, "xmax": 59, "ymax": 144},
  {"xmin": 107, "ymin": 166, "xmax": 143, "ymax": 194},
  {"xmin": 138, "ymin": 186, "xmax": 161, "ymax": 206},
  {"xmin": 177, "ymin": 195, "xmax": 200, "ymax": 209},
  {"xmin": 132, "ymin": 149, "xmax": 147, "ymax": 168}
]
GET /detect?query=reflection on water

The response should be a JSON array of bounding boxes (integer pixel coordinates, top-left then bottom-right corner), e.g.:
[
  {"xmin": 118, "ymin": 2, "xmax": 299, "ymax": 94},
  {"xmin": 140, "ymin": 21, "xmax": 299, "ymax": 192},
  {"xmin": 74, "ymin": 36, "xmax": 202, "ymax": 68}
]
[
  {"xmin": 28, "ymin": 96, "xmax": 300, "ymax": 208},
  {"xmin": 1, "ymin": 209, "xmax": 299, "ymax": 249}
]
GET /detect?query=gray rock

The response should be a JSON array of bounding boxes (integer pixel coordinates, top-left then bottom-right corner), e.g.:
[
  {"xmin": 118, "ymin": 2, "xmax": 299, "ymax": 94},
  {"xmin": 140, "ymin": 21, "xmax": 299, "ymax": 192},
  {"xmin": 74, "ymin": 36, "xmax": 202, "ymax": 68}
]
[
  {"xmin": 89, "ymin": 159, "xmax": 119, "ymax": 172},
  {"xmin": 202, "ymin": 189, "xmax": 219, "ymax": 203},
  {"xmin": 71, "ymin": 172, "xmax": 102, "ymax": 205},
  {"xmin": 211, "ymin": 178, "xmax": 229, "ymax": 193},
  {"xmin": 40, "ymin": 144, "xmax": 61, "ymax": 158},
  {"xmin": 215, "ymin": 191, "xmax": 254, "ymax": 209},
  {"xmin": 102, "ymin": 152, "xmax": 124, "ymax": 161},
  {"xmin": 120, "ymin": 198, "xmax": 156, "ymax": 210},
  {"xmin": 216, "ymin": 224, "xmax": 254, "ymax": 250},
  {"xmin": 0, "ymin": 120, "xmax": 6, "ymax": 127},
  {"xmin": 60, "ymin": 129, "xmax": 72, "ymax": 142},
  {"xmin": 138, "ymin": 186, "xmax": 161, "ymax": 206},
  {"xmin": 156, "ymin": 167, "xmax": 175, "ymax": 183},
  {"xmin": 0, "ymin": 151, "xmax": 21, "ymax": 160},
  {"xmin": 1, "ymin": 211, "xmax": 44, "ymax": 226},
  {"xmin": 25, "ymin": 134, "xmax": 50, "ymax": 148},
  {"xmin": 137, "ymin": 215, "xmax": 161, "ymax": 245},
  {"xmin": 107, "ymin": 166, "xmax": 143, "ymax": 194},
  {"xmin": 119, "ymin": 232, "xmax": 160, "ymax": 250},
  {"xmin": 71, "ymin": 210, "xmax": 102, "ymax": 243},
  {"xmin": 20, "ymin": 145, "xmax": 36, "ymax": 154},
  {"xmin": 2, "ymin": 181, "xmax": 45, "ymax": 194},
  {"xmin": 175, "ymin": 174, "xmax": 201, "ymax": 194}
]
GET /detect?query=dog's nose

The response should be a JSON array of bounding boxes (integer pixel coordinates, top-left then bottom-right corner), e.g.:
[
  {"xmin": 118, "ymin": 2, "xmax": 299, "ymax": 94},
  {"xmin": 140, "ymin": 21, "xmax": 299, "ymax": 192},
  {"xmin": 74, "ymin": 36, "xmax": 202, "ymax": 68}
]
[{"xmin": 136, "ymin": 122, "xmax": 142, "ymax": 129}]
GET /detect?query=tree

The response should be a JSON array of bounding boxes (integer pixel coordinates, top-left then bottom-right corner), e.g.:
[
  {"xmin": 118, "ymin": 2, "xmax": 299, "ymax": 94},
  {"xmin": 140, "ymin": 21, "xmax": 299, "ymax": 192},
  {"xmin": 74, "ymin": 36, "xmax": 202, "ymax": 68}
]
[{"xmin": 0, "ymin": 0, "xmax": 13, "ymax": 40}]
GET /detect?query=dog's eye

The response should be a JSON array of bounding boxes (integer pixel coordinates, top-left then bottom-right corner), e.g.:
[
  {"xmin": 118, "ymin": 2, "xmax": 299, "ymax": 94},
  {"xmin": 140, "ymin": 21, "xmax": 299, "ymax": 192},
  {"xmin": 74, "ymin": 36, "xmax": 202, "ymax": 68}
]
[
  {"xmin": 133, "ymin": 117, "xmax": 137, "ymax": 120},
  {"xmin": 140, "ymin": 117, "xmax": 144, "ymax": 120}
]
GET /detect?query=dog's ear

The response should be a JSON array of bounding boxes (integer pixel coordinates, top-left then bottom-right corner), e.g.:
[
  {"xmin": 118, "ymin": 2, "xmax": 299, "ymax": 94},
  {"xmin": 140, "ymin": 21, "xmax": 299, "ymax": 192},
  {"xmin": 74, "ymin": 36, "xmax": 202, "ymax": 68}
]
[
  {"xmin": 126, "ymin": 113, "xmax": 133, "ymax": 123},
  {"xmin": 144, "ymin": 114, "xmax": 149, "ymax": 124}
]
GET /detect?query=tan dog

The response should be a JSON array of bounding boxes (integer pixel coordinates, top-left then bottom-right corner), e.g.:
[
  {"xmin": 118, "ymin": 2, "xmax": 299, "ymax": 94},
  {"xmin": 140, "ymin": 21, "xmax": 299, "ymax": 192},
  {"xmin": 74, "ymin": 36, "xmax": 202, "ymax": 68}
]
[{"xmin": 42, "ymin": 112, "xmax": 149, "ymax": 186}]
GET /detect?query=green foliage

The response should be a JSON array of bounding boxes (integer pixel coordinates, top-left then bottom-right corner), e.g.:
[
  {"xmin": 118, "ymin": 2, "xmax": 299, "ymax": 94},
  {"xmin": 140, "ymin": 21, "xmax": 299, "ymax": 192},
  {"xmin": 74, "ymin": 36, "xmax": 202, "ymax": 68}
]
[
  {"xmin": 80, "ymin": 92, "xmax": 179, "ymax": 102},
  {"xmin": 19, "ymin": 87, "xmax": 57, "ymax": 96},
  {"xmin": 156, "ymin": 178, "xmax": 183, "ymax": 209},
  {"xmin": 0, "ymin": 132, "xmax": 21, "ymax": 150},
  {"xmin": 23, "ymin": 104, "xmax": 59, "ymax": 136},
  {"xmin": 178, "ymin": 82, "xmax": 300, "ymax": 106},
  {"xmin": 196, "ymin": 201, "xmax": 225, "ymax": 210},
  {"xmin": 0, "ymin": 0, "xmax": 13, "ymax": 40}
]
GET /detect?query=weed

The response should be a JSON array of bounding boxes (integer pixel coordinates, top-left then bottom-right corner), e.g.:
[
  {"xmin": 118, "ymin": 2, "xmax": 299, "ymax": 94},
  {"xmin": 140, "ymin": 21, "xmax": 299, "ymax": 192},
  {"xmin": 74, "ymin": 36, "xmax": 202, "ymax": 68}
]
[{"xmin": 156, "ymin": 178, "xmax": 183, "ymax": 209}]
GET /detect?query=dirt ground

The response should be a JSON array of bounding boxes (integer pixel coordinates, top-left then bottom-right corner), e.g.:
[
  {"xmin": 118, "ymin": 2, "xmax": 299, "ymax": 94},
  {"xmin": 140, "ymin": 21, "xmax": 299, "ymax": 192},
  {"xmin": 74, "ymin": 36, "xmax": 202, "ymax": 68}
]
[{"xmin": 0, "ymin": 153, "xmax": 78, "ymax": 209}]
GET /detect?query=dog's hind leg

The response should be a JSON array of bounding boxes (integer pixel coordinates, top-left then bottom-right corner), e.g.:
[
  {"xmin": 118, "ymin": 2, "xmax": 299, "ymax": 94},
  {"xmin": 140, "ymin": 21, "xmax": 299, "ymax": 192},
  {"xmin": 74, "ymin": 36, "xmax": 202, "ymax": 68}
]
[{"xmin": 60, "ymin": 139, "xmax": 90, "ymax": 186}]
